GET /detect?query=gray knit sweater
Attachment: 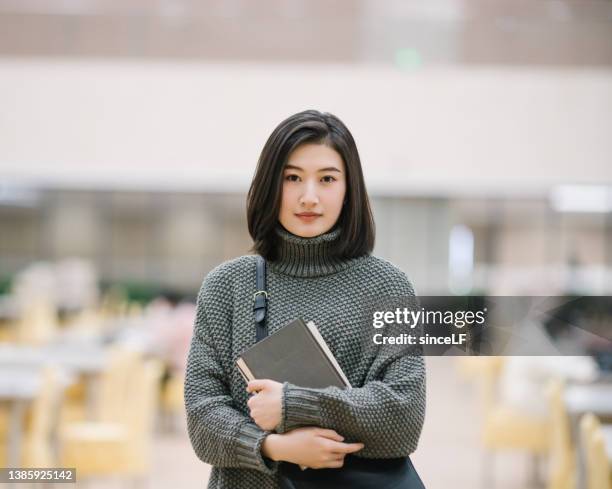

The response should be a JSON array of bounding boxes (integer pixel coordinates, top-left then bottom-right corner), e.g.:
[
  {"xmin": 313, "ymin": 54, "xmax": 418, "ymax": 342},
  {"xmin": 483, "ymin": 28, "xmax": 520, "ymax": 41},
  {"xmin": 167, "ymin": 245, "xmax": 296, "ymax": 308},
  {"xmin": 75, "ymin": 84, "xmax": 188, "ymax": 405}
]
[{"xmin": 184, "ymin": 227, "xmax": 426, "ymax": 488}]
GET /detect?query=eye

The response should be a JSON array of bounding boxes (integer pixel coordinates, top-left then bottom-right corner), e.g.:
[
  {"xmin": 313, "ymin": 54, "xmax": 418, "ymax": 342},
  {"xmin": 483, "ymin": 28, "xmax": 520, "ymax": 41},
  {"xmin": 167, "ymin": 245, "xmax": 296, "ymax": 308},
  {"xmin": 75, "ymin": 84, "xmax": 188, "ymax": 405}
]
[
  {"xmin": 285, "ymin": 174, "xmax": 300, "ymax": 182},
  {"xmin": 321, "ymin": 175, "xmax": 337, "ymax": 183}
]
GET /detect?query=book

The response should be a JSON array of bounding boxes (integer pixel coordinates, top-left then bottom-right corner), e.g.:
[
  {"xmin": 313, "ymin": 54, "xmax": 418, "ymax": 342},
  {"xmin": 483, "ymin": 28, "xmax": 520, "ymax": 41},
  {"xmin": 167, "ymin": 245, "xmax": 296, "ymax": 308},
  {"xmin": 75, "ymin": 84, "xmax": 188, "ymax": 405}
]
[{"xmin": 236, "ymin": 318, "xmax": 351, "ymax": 389}]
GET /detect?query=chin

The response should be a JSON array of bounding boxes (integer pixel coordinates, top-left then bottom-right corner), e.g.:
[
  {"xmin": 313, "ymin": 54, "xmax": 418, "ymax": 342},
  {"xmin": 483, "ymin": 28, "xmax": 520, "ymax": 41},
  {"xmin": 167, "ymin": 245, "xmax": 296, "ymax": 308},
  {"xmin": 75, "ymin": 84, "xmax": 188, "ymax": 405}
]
[
  {"xmin": 298, "ymin": 229, "xmax": 322, "ymax": 238},
  {"xmin": 289, "ymin": 221, "xmax": 329, "ymax": 238}
]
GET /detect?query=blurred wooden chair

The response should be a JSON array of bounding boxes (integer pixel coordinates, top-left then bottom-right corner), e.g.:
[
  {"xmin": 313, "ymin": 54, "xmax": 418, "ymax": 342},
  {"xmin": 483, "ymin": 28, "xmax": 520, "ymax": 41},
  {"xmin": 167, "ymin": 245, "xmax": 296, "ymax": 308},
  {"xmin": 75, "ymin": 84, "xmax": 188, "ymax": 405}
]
[
  {"xmin": 99, "ymin": 287, "xmax": 129, "ymax": 320},
  {"xmin": 0, "ymin": 321, "xmax": 18, "ymax": 342},
  {"xmin": 59, "ymin": 354, "xmax": 163, "ymax": 483},
  {"xmin": 458, "ymin": 357, "xmax": 550, "ymax": 485},
  {"xmin": 588, "ymin": 433, "xmax": 611, "ymax": 489},
  {"xmin": 96, "ymin": 347, "xmax": 142, "ymax": 423},
  {"xmin": 160, "ymin": 369, "xmax": 185, "ymax": 431},
  {"xmin": 0, "ymin": 367, "xmax": 64, "ymax": 467},
  {"xmin": 0, "ymin": 405, "xmax": 7, "ymax": 464},
  {"xmin": 58, "ymin": 344, "xmax": 140, "ymax": 427},
  {"xmin": 16, "ymin": 299, "xmax": 59, "ymax": 345},
  {"xmin": 22, "ymin": 367, "xmax": 63, "ymax": 467},
  {"xmin": 580, "ymin": 413, "xmax": 611, "ymax": 489},
  {"xmin": 457, "ymin": 356, "xmax": 504, "ymax": 383},
  {"xmin": 58, "ymin": 379, "xmax": 88, "ymax": 425},
  {"xmin": 0, "ymin": 402, "xmax": 8, "ymax": 432},
  {"xmin": 57, "ymin": 346, "xmax": 140, "ymax": 466},
  {"xmin": 64, "ymin": 307, "xmax": 105, "ymax": 333},
  {"xmin": 546, "ymin": 379, "xmax": 575, "ymax": 489}
]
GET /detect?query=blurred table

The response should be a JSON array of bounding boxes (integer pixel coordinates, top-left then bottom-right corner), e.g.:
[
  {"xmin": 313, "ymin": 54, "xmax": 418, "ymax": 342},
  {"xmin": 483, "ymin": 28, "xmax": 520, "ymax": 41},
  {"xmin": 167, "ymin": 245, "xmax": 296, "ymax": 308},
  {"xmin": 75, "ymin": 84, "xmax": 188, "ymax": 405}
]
[
  {"xmin": 0, "ymin": 342, "xmax": 108, "ymax": 420},
  {"xmin": 565, "ymin": 383, "xmax": 612, "ymax": 421},
  {"xmin": 0, "ymin": 325, "xmax": 157, "ymax": 416},
  {"xmin": 0, "ymin": 343, "xmax": 107, "ymax": 374}
]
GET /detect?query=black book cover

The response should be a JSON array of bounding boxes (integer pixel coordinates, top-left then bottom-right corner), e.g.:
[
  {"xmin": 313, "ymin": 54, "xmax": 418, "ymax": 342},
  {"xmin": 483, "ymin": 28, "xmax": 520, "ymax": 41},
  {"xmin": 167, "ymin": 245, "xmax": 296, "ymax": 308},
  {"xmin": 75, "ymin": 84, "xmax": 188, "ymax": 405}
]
[{"xmin": 236, "ymin": 318, "xmax": 350, "ymax": 389}]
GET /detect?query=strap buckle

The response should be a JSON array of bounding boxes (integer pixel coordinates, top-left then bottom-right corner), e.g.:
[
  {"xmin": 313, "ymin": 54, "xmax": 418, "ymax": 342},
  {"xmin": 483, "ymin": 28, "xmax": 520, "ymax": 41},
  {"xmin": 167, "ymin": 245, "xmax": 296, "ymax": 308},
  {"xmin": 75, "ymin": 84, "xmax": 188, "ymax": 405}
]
[{"xmin": 253, "ymin": 290, "xmax": 268, "ymax": 300}]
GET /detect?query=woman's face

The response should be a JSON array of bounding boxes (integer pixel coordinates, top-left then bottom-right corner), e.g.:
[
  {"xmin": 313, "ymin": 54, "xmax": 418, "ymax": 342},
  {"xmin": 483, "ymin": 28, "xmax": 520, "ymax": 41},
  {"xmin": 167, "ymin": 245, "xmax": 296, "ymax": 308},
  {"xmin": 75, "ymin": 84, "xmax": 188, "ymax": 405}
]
[{"xmin": 279, "ymin": 143, "xmax": 347, "ymax": 238}]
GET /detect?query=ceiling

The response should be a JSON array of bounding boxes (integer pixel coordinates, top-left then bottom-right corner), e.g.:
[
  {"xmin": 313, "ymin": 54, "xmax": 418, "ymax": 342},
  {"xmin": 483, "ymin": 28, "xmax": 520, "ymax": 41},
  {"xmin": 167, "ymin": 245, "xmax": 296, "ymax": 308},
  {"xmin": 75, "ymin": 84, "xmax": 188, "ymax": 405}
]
[{"xmin": 0, "ymin": 0, "xmax": 611, "ymax": 66}]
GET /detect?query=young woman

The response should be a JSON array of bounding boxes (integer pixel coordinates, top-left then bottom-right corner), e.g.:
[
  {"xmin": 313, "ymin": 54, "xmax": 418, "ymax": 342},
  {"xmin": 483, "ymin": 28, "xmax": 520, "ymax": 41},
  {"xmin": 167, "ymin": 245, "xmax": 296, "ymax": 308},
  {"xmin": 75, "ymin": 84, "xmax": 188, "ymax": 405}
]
[{"xmin": 184, "ymin": 110, "xmax": 426, "ymax": 488}]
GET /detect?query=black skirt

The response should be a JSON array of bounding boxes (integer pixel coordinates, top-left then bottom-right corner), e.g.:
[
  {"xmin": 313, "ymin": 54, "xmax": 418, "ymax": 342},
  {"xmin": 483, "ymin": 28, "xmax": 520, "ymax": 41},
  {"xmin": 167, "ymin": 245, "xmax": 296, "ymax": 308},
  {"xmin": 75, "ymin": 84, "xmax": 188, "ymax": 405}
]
[{"xmin": 278, "ymin": 455, "xmax": 426, "ymax": 489}]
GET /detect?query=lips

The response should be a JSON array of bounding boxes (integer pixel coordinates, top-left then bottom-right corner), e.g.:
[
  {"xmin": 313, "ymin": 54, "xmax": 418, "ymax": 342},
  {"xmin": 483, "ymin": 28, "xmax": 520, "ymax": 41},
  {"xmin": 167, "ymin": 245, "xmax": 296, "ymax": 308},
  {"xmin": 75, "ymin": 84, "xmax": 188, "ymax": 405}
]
[{"xmin": 295, "ymin": 212, "xmax": 322, "ymax": 222}]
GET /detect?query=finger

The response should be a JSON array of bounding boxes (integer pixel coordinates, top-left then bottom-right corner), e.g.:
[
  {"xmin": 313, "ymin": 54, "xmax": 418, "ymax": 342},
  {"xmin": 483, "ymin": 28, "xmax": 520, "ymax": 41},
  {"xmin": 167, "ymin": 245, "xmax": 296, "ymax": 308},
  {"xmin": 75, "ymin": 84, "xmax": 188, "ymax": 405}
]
[
  {"xmin": 326, "ymin": 459, "xmax": 344, "ymax": 469},
  {"xmin": 330, "ymin": 442, "xmax": 365, "ymax": 454},
  {"xmin": 321, "ymin": 438, "xmax": 356, "ymax": 454},
  {"xmin": 247, "ymin": 391, "xmax": 260, "ymax": 403},
  {"xmin": 246, "ymin": 379, "xmax": 268, "ymax": 393},
  {"xmin": 315, "ymin": 429, "xmax": 344, "ymax": 442}
]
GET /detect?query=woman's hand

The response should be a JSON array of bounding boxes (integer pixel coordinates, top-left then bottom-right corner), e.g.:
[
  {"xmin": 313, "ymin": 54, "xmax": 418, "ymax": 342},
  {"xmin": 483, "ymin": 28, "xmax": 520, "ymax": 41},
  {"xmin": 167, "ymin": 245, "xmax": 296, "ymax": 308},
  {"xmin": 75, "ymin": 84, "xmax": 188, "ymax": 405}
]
[
  {"xmin": 261, "ymin": 427, "xmax": 365, "ymax": 469},
  {"xmin": 246, "ymin": 379, "xmax": 283, "ymax": 431}
]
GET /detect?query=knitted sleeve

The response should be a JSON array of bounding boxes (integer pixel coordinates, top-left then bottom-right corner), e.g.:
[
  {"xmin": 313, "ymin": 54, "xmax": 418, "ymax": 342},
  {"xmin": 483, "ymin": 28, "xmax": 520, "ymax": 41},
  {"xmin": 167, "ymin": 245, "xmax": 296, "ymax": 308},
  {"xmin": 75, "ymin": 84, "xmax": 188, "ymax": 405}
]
[
  {"xmin": 277, "ymin": 351, "xmax": 426, "ymax": 458},
  {"xmin": 184, "ymin": 271, "xmax": 278, "ymax": 475}
]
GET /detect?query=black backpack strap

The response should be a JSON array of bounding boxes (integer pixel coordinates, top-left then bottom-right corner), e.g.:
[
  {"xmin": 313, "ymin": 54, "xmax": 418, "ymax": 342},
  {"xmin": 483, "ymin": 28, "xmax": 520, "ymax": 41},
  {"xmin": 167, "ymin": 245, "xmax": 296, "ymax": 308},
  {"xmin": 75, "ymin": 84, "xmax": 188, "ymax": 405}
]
[{"xmin": 253, "ymin": 255, "xmax": 268, "ymax": 342}]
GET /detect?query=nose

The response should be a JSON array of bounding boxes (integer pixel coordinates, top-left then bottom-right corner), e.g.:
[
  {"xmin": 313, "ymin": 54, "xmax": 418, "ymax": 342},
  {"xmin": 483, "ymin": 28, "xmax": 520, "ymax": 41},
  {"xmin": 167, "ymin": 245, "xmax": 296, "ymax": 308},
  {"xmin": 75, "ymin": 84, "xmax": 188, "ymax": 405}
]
[{"xmin": 299, "ymin": 180, "xmax": 319, "ymax": 207}]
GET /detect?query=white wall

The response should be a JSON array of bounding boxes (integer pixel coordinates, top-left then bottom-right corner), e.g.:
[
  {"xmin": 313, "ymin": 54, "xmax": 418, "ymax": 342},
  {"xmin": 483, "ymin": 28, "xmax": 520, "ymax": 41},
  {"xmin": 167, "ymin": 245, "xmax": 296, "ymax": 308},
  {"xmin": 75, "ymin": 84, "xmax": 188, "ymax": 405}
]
[{"xmin": 1, "ymin": 59, "xmax": 611, "ymax": 196}]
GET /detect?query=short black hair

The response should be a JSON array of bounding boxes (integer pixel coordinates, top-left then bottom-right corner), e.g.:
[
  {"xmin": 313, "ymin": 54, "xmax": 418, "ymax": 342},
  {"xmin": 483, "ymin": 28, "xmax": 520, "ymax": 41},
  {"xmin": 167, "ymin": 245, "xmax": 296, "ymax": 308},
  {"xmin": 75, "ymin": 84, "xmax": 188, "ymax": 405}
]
[{"xmin": 247, "ymin": 109, "xmax": 375, "ymax": 261}]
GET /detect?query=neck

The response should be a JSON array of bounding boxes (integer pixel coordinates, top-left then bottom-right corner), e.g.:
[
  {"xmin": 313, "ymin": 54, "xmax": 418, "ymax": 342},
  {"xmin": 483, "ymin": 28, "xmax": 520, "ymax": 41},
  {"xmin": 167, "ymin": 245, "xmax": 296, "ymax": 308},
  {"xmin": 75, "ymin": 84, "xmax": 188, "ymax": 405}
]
[{"xmin": 268, "ymin": 226, "xmax": 362, "ymax": 278}]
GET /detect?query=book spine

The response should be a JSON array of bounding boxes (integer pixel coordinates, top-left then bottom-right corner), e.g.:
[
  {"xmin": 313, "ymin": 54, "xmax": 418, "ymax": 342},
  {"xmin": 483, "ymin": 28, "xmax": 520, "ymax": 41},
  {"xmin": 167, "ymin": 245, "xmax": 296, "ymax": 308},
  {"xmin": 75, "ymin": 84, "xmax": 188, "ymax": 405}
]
[
  {"xmin": 236, "ymin": 357, "xmax": 255, "ymax": 383},
  {"xmin": 304, "ymin": 321, "xmax": 351, "ymax": 388}
]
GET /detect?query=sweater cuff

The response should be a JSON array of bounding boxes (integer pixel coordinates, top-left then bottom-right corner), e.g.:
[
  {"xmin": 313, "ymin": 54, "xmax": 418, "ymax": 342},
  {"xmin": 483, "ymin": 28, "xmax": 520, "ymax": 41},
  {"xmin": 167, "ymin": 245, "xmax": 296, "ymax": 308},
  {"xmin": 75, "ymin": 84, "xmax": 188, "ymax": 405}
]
[
  {"xmin": 234, "ymin": 422, "xmax": 278, "ymax": 474},
  {"xmin": 278, "ymin": 382, "xmax": 323, "ymax": 433}
]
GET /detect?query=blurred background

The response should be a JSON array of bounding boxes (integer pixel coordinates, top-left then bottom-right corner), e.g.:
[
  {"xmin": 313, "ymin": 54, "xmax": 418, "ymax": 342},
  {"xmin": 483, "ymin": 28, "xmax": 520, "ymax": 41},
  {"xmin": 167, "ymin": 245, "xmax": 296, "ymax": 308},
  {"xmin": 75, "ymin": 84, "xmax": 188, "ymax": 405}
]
[{"xmin": 0, "ymin": 0, "xmax": 611, "ymax": 488}]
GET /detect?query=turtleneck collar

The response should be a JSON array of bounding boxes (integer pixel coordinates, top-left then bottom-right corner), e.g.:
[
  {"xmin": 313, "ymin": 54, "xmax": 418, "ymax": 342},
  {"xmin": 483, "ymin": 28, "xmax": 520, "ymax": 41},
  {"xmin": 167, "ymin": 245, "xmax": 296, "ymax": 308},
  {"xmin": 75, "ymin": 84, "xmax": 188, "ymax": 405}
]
[{"xmin": 269, "ymin": 226, "xmax": 366, "ymax": 278}]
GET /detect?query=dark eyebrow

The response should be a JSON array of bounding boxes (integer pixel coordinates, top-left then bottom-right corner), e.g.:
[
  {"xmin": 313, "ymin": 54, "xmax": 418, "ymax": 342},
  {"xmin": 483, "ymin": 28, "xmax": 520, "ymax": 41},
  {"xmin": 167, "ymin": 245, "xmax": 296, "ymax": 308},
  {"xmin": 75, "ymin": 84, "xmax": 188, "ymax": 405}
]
[{"xmin": 284, "ymin": 164, "xmax": 342, "ymax": 173}]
